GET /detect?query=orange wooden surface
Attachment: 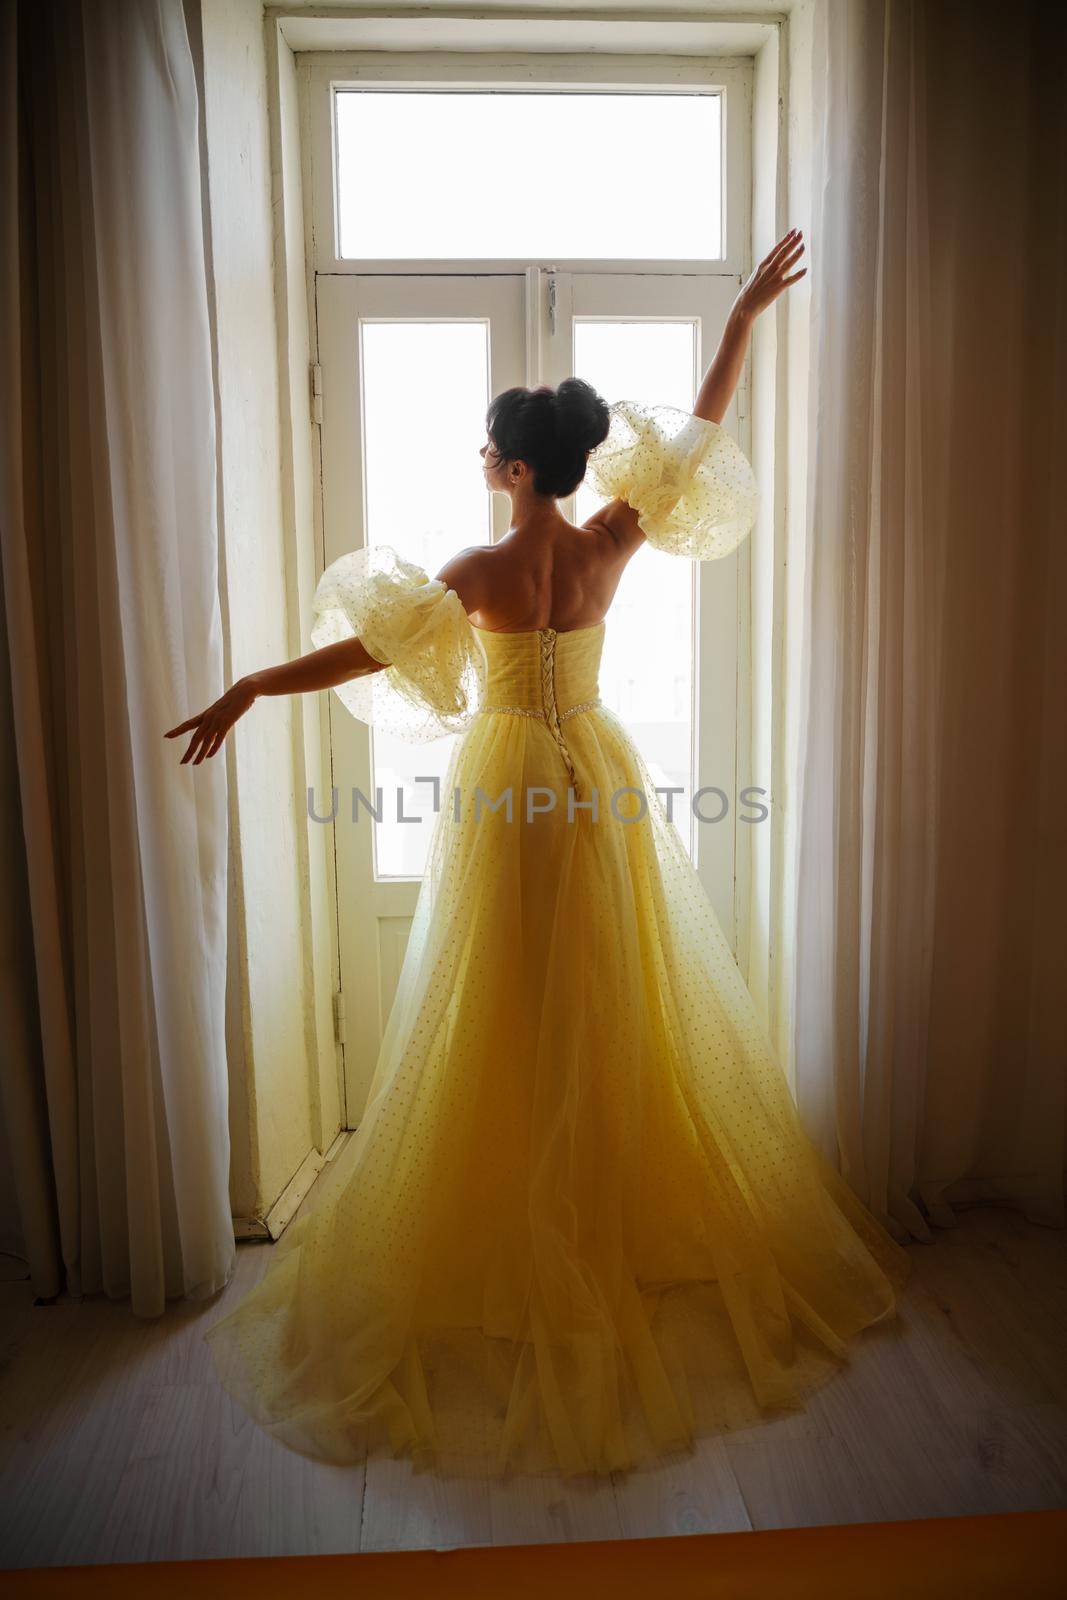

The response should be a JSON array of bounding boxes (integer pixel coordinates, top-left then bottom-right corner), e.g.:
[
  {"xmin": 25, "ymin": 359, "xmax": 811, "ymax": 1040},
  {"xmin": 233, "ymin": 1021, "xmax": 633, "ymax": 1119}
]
[{"xmin": 2, "ymin": 1509, "xmax": 1064, "ymax": 1597}]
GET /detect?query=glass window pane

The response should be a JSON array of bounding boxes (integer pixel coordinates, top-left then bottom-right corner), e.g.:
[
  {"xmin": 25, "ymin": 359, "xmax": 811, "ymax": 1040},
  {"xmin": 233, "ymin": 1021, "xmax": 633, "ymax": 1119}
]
[
  {"xmin": 337, "ymin": 92, "xmax": 721, "ymax": 260},
  {"xmin": 360, "ymin": 321, "xmax": 492, "ymax": 878},
  {"xmin": 573, "ymin": 321, "xmax": 698, "ymax": 858}
]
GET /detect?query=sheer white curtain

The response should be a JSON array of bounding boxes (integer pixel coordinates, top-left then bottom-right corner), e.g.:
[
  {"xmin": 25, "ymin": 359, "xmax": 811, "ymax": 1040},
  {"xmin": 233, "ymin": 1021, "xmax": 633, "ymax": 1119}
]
[
  {"xmin": 0, "ymin": 0, "xmax": 234, "ymax": 1313},
  {"xmin": 793, "ymin": 0, "xmax": 1066, "ymax": 1242}
]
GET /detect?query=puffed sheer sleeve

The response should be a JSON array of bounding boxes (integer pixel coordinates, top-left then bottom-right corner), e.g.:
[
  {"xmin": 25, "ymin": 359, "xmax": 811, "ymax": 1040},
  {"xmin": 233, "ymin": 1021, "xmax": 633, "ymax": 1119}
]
[
  {"xmin": 584, "ymin": 399, "xmax": 760, "ymax": 560},
  {"xmin": 310, "ymin": 544, "xmax": 486, "ymax": 743}
]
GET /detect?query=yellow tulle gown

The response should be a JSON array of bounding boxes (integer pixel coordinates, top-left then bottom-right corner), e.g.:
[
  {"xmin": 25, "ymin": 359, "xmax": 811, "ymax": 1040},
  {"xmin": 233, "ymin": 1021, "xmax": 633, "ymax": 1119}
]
[{"xmin": 204, "ymin": 401, "xmax": 911, "ymax": 1479}]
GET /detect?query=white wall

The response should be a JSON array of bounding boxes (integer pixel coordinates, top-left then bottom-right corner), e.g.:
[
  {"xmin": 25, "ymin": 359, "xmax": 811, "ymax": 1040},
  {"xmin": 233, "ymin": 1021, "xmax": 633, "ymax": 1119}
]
[
  {"xmin": 198, "ymin": 0, "xmax": 337, "ymax": 1222},
  {"xmin": 778, "ymin": 0, "xmax": 816, "ymax": 1091},
  {"xmin": 267, "ymin": 26, "xmax": 344, "ymax": 1156},
  {"xmin": 745, "ymin": 25, "xmax": 782, "ymax": 1021},
  {"xmin": 191, "ymin": 0, "xmax": 813, "ymax": 1213},
  {"xmin": 734, "ymin": 2, "xmax": 816, "ymax": 1092}
]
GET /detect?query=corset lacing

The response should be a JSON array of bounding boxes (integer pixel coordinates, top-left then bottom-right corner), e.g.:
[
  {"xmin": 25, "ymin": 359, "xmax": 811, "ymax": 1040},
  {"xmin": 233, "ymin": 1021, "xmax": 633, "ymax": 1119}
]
[
  {"xmin": 539, "ymin": 627, "xmax": 580, "ymax": 796},
  {"xmin": 479, "ymin": 626, "xmax": 597, "ymax": 800}
]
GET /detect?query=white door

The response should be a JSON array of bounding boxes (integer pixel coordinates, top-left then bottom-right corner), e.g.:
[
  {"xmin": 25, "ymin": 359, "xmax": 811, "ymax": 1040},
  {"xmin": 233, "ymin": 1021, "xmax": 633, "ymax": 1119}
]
[{"xmin": 316, "ymin": 269, "xmax": 749, "ymax": 1123}]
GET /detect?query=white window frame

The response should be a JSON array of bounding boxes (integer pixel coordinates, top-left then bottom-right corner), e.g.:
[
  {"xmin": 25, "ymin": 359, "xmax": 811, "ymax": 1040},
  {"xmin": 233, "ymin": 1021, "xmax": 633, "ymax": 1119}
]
[
  {"xmin": 265, "ymin": 18, "xmax": 793, "ymax": 1120},
  {"xmin": 298, "ymin": 52, "xmax": 751, "ymax": 280}
]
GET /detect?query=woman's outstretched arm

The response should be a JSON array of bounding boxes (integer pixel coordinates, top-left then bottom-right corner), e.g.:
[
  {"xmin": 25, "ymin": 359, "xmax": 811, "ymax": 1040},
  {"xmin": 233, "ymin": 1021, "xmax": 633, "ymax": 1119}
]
[
  {"xmin": 165, "ymin": 636, "xmax": 387, "ymax": 766},
  {"xmin": 693, "ymin": 228, "xmax": 806, "ymax": 424}
]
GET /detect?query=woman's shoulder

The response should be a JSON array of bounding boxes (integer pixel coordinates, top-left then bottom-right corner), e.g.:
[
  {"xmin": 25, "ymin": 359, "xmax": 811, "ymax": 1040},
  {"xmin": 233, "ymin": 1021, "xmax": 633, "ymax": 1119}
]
[{"xmin": 435, "ymin": 543, "xmax": 497, "ymax": 615}]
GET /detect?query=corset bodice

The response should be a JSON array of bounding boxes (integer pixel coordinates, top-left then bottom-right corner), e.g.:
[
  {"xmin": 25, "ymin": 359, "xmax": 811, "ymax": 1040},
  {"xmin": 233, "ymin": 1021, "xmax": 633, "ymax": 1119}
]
[{"xmin": 475, "ymin": 622, "xmax": 605, "ymax": 718}]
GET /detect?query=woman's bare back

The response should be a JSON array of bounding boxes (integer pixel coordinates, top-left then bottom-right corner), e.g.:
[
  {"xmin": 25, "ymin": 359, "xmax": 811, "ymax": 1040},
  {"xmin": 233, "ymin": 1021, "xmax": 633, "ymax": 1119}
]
[{"xmin": 437, "ymin": 499, "xmax": 645, "ymax": 634}]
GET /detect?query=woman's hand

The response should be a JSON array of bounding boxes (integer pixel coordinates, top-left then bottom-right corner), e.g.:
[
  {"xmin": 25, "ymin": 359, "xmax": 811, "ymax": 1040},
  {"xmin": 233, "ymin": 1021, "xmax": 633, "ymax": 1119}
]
[
  {"xmin": 165, "ymin": 676, "xmax": 260, "ymax": 765},
  {"xmin": 165, "ymin": 639, "xmax": 389, "ymax": 765},
  {"xmin": 733, "ymin": 228, "xmax": 806, "ymax": 323},
  {"xmin": 693, "ymin": 229, "xmax": 806, "ymax": 423}
]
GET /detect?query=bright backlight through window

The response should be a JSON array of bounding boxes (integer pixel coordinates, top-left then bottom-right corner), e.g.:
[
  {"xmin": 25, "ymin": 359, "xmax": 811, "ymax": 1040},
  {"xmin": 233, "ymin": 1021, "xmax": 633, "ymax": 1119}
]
[{"xmin": 336, "ymin": 91, "xmax": 722, "ymax": 260}]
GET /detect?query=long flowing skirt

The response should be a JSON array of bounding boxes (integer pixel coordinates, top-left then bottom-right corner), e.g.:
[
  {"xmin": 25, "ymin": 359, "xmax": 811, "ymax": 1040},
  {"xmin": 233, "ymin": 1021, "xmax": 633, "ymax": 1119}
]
[{"xmin": 205, "ymin": 701, "xmax": 911, "ymax": 1478}]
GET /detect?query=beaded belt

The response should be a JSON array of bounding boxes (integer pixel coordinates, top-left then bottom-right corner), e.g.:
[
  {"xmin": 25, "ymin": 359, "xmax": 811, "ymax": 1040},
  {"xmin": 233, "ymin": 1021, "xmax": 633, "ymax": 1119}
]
[{"xmin": 479, "ymin": 697, "xmax": 601, "ymax": 723}]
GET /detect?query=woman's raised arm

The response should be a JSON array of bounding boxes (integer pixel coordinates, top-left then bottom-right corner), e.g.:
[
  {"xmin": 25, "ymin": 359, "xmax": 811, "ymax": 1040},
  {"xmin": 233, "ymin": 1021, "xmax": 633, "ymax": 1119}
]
[{"xmin": 693, "ymin": 228, "xmax": 806, "ymax": 424}]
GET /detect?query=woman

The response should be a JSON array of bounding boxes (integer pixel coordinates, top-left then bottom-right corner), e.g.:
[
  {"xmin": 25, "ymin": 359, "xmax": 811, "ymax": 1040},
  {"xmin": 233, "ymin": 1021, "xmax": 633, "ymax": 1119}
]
[{"xmin": 170, "ymin": 230, "xmax": 911, "ymax": 1479}]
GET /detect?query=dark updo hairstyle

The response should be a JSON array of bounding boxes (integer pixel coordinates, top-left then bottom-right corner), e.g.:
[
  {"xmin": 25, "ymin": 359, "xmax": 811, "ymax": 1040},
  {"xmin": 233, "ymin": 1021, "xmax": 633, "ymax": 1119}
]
[{"xmin": 485, "ymin": 378, "xmax": 611, "ymax": 499}]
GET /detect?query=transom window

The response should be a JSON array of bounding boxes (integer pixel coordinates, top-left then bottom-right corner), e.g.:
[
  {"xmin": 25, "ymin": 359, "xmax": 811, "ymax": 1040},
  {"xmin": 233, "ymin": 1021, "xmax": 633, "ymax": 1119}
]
[{"xmin": 335, "ymin": 90, "xmax": 723, "ymax": 261}]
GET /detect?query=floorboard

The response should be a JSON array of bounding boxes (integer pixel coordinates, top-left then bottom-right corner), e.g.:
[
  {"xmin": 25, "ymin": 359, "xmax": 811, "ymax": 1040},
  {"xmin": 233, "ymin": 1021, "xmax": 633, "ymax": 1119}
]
[{"xmin": 1, "ymin": 1204, "xmax": 1063, "ymax": 1568}]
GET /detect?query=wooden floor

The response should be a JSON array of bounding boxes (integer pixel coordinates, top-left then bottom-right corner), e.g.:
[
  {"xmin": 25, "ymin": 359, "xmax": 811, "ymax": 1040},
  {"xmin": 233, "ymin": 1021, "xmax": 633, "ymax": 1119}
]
[{"xmin": 0, "ymin": 1203, "xmax": 1064, "ymax": 1570}]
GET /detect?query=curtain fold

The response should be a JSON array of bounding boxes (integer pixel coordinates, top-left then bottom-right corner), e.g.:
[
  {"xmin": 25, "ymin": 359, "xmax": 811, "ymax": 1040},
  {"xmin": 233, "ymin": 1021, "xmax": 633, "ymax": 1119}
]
[
  {"xmin": 0, "ymin": 0, "xmax": 234, "ymax": 1314},
  {"xmin": 794, "ymin": 0, "xmax": 1066, "ymax": 1241}
]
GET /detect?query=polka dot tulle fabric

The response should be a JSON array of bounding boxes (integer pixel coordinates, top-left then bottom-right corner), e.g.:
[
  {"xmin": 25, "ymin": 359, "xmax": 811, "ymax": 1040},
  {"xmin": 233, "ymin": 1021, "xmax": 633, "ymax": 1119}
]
[
  {"xmin": 310, "ymin": 543, "xmax": 486, "ymax": 742},
  {"xmin": 585, "ymin": 399, "xmax": 762, "ymax": 560},
  {"xmin": 204, "ymin": 402, "xmax": 910, "ymax": 1479}
]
